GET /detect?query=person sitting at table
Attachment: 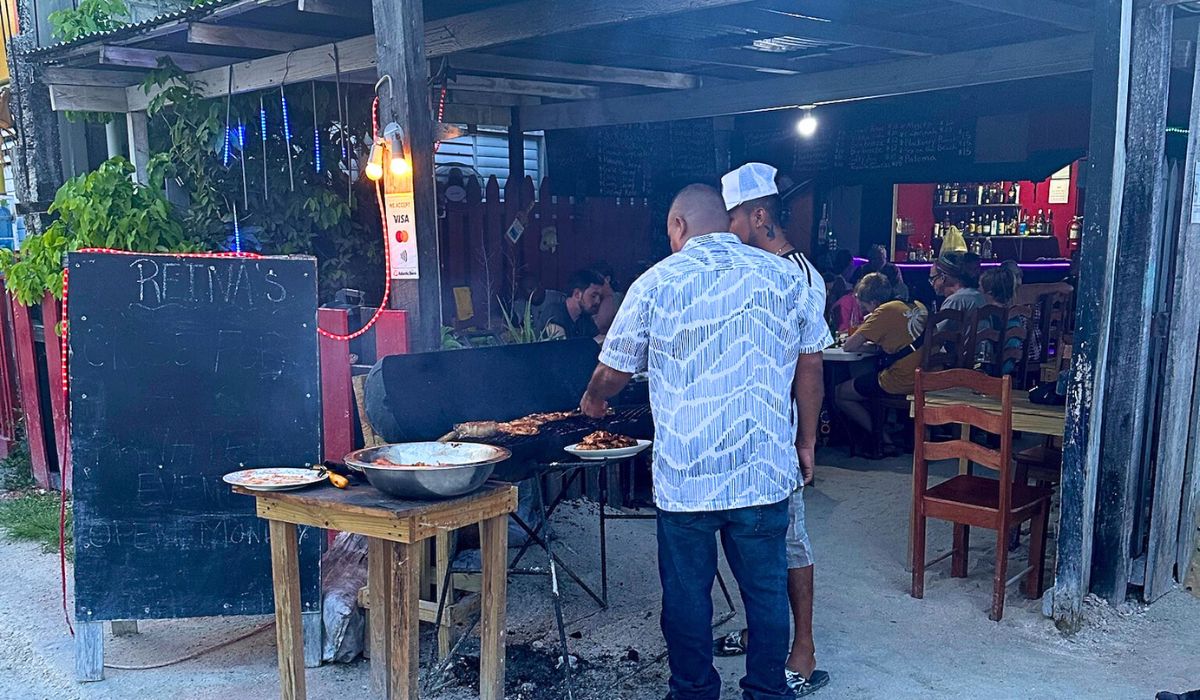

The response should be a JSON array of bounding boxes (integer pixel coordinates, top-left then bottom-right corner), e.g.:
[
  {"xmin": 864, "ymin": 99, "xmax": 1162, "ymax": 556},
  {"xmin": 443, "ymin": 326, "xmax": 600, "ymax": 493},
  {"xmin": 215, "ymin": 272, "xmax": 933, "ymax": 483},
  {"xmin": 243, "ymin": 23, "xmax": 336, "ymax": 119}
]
[
  {"xmin": 980, "ymin": 266, "xmax": 1026, "ymax": 376},
  {"xmin": 851, "ymin": 244, "xmax": 888, "ymax": 284},
  {"xmin": 829, "ymin": 288, "xmax": 863, "ymax": 334},
  {"xmin": 835, "ymin": 273, "xmax": 928, "ymax": 456},
  {"xmin": 931, "ymin": 251, "xmax": 986, "ymax": 313},
  {"xmin": 541, "ymin": 269, "xmax": 605, "ymax": 340},
  {"xmin": 880, "ymin": 262, "xmax": 909, "ymax": 302}
]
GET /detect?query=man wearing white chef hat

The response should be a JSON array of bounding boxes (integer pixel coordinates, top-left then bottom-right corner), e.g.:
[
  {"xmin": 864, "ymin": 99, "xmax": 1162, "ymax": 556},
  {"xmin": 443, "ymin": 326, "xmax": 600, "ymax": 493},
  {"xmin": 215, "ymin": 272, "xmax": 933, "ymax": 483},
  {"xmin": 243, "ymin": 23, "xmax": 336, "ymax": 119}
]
[{"xmin": 716, "ymin": 162, "xmax": 831, "ymax": 697}]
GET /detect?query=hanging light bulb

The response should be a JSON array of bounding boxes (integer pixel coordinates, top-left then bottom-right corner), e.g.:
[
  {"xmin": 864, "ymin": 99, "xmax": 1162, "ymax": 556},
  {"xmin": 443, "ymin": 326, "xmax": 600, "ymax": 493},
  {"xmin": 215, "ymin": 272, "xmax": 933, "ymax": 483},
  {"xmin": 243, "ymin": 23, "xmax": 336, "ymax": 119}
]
[
  {"xmin": 365, "ymin": 138, "xmax": 385, "ymax": 181},
  {"xmin": 383, "ymin": 122, "xmax": 410, "ymax": 176},
  {"xmin": 796, "ymin": 105, "xmax": 818, "ymax": 138}
]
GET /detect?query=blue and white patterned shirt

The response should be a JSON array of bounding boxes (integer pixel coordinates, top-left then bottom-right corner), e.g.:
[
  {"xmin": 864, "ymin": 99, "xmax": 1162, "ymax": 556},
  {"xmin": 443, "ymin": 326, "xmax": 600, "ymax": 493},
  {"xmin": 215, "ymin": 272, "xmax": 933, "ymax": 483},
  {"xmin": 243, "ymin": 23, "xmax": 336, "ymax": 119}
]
[{"xmin": 600, "ymin": 233, "xmax": 832, "ymax": 512}]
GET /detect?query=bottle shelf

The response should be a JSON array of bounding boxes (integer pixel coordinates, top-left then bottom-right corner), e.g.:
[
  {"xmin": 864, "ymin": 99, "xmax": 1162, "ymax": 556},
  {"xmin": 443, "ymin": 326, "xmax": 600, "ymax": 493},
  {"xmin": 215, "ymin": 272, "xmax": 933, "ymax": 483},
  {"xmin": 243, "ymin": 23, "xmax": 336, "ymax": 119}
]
[{"xmin": 934, "ymin": 203, "xmax": 1022, "ymax": 209}]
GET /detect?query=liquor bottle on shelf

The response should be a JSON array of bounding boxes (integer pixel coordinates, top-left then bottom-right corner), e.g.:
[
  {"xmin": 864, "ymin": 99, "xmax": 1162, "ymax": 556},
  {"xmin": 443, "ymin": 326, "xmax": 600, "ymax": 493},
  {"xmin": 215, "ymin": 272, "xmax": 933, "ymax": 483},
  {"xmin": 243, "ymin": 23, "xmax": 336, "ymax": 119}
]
[
  {"xmin": 1034, "ymin": 209, "xmax": 1046, "ymax": 235},
  {"xmin": 1018, "ymin": 212, "xmax": 1029, "ymax": 236},
  {"xmin": 989, "ymin": 213, "xmax": 999, "ymax": 236},
  {"xmin": 976, "ymin": 183, "xmax": 985, "ymax": 206},
  {"xmin": 1046, "ymin": 210, "xmax": 1055, "ymax": 237},
  {"xmin": 819, "ymin": 204, "xmax": 835, "ymax": 251},
  {"xmin": 981, "ymin": 236, "xmax": 993, "ymax": 260},
  {"xmin": 968, "ymin": 211, "xmax": 978, "ymax": 235},
  {"xmin": 959, "ymin": 183, "xmax": 969, "ymax": 204}
]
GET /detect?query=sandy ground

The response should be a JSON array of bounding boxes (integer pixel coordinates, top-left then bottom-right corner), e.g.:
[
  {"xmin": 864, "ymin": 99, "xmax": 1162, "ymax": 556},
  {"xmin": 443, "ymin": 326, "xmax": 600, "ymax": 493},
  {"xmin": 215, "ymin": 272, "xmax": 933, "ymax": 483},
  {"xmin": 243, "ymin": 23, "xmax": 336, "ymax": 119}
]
[{"xmin": 1, "ymin": 451, "xmax": 1198, "ymax": 699}]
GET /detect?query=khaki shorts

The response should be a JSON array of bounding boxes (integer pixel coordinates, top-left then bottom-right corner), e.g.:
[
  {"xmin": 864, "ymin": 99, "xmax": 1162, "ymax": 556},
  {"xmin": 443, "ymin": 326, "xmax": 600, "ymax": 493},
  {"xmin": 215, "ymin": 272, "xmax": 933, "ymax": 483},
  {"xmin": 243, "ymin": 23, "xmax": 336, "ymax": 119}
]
[{"xmin": 786, "ymin": 487, "xmax": 813, "ymax": 569}]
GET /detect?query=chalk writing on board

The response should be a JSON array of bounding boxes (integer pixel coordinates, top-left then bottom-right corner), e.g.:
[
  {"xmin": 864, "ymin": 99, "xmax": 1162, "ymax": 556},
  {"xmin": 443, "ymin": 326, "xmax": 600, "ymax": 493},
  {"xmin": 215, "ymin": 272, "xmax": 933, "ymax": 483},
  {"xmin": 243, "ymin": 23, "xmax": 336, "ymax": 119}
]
[{"xmin": 130, "ymin": 258, "xmax": 289, "ymax": 310}]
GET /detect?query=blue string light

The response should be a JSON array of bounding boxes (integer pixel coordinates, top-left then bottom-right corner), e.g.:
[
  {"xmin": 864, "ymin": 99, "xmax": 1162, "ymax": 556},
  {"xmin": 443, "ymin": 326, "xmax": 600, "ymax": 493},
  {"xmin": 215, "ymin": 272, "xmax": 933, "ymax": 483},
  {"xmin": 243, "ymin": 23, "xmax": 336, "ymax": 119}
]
[
  {"xmin": 260, "ymin": 105, "xmax": 268, "ymax": 142},
  {"xmin": 222, "ymin": 126, "xmax": 232, "ymax": 167},
  {"xmin": 314, "ymin": 125, "xmax": 322, "ymax": 174},
  {"xmin": 233, "ymin": 209, "xmax": 242, "ymax": 254},
  {"xmin": 281, "ymin": 91, "xmax": 292, "ymax": 143}
]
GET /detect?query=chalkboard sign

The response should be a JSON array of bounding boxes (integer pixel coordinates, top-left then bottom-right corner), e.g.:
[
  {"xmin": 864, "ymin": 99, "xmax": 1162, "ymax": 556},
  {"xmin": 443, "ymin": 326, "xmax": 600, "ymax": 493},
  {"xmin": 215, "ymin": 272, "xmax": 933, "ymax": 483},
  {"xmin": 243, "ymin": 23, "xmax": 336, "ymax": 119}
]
[
  {"xmin": 68, "ymin": 252, "xmax": 323, "ymax": 622},
  {"xmin": 547, "ymin": 119, "xmax": 717, "ymax": 197}
]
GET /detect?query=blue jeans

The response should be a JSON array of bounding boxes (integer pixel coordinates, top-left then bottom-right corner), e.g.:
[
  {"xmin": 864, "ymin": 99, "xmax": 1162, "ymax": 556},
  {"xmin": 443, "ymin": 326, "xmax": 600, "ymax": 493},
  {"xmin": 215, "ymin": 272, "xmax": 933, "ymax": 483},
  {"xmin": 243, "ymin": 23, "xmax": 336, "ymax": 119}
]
[{"xmin": 657, "ymin": 499, "xmax": 791, "ymax": 700}]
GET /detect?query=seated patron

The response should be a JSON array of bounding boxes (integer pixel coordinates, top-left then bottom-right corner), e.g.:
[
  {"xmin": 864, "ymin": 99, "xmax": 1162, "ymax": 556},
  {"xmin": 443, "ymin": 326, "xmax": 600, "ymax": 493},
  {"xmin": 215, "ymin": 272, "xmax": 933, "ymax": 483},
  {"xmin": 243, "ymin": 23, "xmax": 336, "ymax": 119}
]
[{"xmin": 835, "ymin": 273, "xmax": 928, "ymax": 455}]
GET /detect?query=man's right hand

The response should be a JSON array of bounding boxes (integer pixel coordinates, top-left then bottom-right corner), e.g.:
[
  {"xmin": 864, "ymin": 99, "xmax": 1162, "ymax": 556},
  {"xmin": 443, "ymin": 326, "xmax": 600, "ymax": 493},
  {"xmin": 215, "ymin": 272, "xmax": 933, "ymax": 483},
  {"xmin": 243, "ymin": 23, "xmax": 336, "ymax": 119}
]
[
  {"xmin": 580, "ymin": 390, "xmax": 609, "ymax": 419},
  {"xmin": 797, "ymin": 444, "xmax": 816, "ymax": 486}
]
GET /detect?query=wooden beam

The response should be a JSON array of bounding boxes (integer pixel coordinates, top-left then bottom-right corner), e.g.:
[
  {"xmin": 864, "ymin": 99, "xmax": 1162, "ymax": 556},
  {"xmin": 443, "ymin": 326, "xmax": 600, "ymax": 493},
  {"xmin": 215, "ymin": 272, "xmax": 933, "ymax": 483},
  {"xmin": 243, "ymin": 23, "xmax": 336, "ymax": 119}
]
[
  {"xmin": 449, "ymin": 75, "xmax": 598, "ymax": 100},
  {"xmin": 41, "ymin": 67, "xmax": 145, "ymax": 88},
  {"xmin": 127, "ymin": 112, "xmax": 150, "ymax": 184},
  {"xmin": 1090, "ymin": 0, "xmax": 1172, "ymax": 605},
  {"xmin": 1053, "ymin": 0, "xmax": 1131, "ymax": 633},
  {"xmin": 1146, "ymin": 23, "xmax": 1200, "ymax": 603},
  {"xmin": 718, "ymin": 7, "xmax": 933, "ymax": 55},
  {"xmin": 448, "ymin": 53, "xmax": 700, "ymax": 89},
  {"xmin": 297, "ymin": 0, "xmax": 371, "ymax": 20},
  {"xmin": 449, "ymin": 90, "xmax": 540, "ymax": 107},
  {"xmin": 187, "ymin": 22, "xmax": 331, "ymax": 52},
  {"xmin": 946, "ymin": 0, "xmax": 1092, "ymax": 32},
  {"xmin": 424, "ymin": 0, "xmax": 754, "ymax": 57},
  {"xmin": 49, "ymin": 85, "xmax": 129, "ymax": 112},
  {"xmin": 521, "ymin": 35, "xmax": 1092, "ymax": 130},
  {"xmin": 441, "ymin": 104, "xmax": 513, "ymax": 127},
  {"xmin": 99, "ymin": 45, "xmax": 234, "ymax": 72},
  {"xmin": 373, "ymin": 0, "xmax": 443, "ymax": 352}
]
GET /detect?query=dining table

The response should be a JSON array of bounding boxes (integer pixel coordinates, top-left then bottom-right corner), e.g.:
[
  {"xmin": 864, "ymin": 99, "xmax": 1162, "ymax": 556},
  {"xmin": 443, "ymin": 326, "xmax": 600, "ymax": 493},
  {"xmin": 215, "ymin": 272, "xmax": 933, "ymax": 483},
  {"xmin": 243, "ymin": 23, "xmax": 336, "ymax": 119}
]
[{"xmin": 913, "ymin": 387, "xmax": 1066, "ymax": 438}]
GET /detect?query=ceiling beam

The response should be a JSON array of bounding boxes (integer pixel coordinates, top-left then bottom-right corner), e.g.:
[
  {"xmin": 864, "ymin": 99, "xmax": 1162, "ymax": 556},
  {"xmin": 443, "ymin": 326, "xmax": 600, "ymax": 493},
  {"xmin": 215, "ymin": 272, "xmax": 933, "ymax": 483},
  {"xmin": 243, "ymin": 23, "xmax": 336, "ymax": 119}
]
[
  {"xmin": 944, "ymin": 0, "xmax": 1092, "ymax": 32},
  {"xmin": 441, "ymin": 104, "xmax": 513, "ymax": 127},
  {"xmin": 716, "ymin": 7, "xmax": 933, "ymax": 55},
  {"xmin": 448, "ymin": 75, "xmax": 599, "ymax": 99},
  {"xmin": 448, "ymin": 53, "xmax": 701, "ymax": 89},
  {"xmin": 99, "ymin": 45, "xmax": 236, "ymax": 72},
  {"xmin": 41, "ymin": 67, "xmax": 146, "ymax": 88},
  {"xmin": 423, "ymin": 0, "xmax": 755, "ymax": 57},
  {"xmin": 296, "ymin": 0, "xmax": 371, "ymax": 21},
  {"xmin": 520, "ymin": 35, "xmax": 1093, "ymax": 131},
  {"xmin": 448, "ymin": 90, "xmax": 541, "ymax": 107},
  {"xmin": 186, "ymin": 22, "xmax": 332, "ymax": 52},
  {"xmin": 49, "ymin": 85, "xmax": 129, "ymax": 112}
]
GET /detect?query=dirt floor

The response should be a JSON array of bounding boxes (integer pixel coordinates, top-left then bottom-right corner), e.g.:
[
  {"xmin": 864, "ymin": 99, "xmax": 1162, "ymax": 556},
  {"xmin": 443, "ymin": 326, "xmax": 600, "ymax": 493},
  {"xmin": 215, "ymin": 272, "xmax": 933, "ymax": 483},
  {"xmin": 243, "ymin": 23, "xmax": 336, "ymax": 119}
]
[{"xmin": 1, "ymin": 451, "xmax": 1198, "ymax": 699}]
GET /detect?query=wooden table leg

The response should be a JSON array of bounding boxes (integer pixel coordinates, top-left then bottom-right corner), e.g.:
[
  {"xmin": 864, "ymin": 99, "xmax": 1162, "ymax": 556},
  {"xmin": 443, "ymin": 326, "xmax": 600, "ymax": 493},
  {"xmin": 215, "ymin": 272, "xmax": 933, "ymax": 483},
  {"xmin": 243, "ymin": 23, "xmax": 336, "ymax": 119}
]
[
  {"xmin": 368, "ymin": 537, "xmax": 393, "ymax": 698},
  {"xmin": 390, "ymin": 541, "xmax": 421, "ymax": 700},
  {"xmin": 269, "ymin": 520, "xmax": 306, "ymax": 700},
  {"xmin": 435, "ymin": 530, "xmax": 453, "ymax": 659},
  {"xmin": 479, "ymin": 515, "xmax": 509, "ymax": 700}
]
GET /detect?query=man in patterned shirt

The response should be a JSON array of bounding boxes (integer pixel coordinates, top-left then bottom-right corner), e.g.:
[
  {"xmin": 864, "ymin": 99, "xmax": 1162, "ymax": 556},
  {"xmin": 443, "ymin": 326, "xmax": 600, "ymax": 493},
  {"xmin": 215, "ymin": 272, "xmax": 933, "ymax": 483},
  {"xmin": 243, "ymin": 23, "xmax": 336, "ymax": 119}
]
[
  {"xmin": 716, "ymin": 162, "xmax": 830, "ymax": 697},
  {"xmin": 580, "ymin": 184, "xmax": 831, "ymax": 700}
]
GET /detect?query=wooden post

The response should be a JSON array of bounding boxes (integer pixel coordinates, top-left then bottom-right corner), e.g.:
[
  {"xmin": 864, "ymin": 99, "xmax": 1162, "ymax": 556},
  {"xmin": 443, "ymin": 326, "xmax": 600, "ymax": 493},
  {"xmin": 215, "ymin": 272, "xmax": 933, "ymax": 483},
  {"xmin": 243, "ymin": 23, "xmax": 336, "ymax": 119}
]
[
  {"xmin": 126, "ymin": 112, "xmax": 150, "ymax": 185},
  {"xmin": 268, "ymin": 521, "xmax": 307, "ymax": 700},
  {"xmin": 1089, "ymin": 0, "xmax": 1172, "ymax": 604},
  {"xmin": 373, "ymin": 0, "xmax": 443, "ymax": 353},
  {"xmin": 318, "ymin": 308, "xmax": 353, "ymax": 464},
  {"xmin": 479, "ymin": 515, "xmax": 509, "ymax": 700},
  {"xmin": 508, "ymin": 107, "xmax": 525, "ymax": 186},
  {"xmin": 9, "ymin": 299, "xmax": 49, "ymax": 488},
  {"xmin": 1146, "ymin": 21, "xmax": 1200, "ymax": 603},
  {"xmin": 434, "ymin": 530, "xmax": 453, "ymax": 659},
  {"xmin": 1053, "ymin": 0, "xmax": 1133, "ymax": 633},
  {"xmin": 74, "ymin": 620, "xmax": 104, "ymax": 682},
  {"xmin": 367, "ymin": 537, "xmax": 393, "ymax": 698},
  {"xmin": 389, "ymin": 541, "xmax": 420, "ymax": 700}
]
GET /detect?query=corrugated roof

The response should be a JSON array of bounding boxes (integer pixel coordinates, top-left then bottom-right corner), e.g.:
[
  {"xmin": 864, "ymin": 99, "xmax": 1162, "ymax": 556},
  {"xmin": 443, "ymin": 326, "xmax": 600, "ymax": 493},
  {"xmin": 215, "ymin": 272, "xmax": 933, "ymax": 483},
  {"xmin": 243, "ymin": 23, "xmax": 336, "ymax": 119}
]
[{"xmin": 20, "ymin": 0, "xmax": 247, "ymax": 58}]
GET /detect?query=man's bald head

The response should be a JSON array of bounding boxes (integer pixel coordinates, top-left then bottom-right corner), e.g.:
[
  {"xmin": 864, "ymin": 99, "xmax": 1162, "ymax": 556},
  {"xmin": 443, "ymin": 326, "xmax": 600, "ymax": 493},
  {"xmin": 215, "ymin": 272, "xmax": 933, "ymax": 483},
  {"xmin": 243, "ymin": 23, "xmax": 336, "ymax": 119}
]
[{"xmin": 666, "ymin": 184, "xmax": 732, "ymax": 252}]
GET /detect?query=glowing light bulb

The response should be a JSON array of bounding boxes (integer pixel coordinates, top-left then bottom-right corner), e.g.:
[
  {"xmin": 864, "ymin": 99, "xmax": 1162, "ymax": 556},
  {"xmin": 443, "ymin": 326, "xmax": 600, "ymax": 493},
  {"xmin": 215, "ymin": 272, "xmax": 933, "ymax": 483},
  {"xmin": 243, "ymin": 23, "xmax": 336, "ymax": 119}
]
[
  {"xmin": 388, "ymin": 134, "xmax": 410, "ymax": 176},
  {"xmin": 365, "ymin": 140, "xmax": 385, "ymax": 181},
  {"xmin": 796, "ymin": 106, "xmax": 818, "ymax": 138}
]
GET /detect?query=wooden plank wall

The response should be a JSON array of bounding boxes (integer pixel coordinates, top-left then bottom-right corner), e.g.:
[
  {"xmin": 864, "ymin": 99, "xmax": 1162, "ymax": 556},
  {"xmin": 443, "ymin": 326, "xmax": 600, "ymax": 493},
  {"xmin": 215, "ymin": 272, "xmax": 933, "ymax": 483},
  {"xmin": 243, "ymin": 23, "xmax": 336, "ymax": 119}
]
[{"xmin": 438, "ymin": 174, "xmax": 654, "ymax": 329}]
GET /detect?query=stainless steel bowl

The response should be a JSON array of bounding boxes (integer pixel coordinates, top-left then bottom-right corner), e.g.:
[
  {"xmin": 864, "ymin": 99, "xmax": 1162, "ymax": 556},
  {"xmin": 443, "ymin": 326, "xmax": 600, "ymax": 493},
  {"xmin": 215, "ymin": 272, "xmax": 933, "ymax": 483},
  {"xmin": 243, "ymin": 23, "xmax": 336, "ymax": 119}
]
[{"xmin": 343, "ymin": 442, "xmax": 511, "ymax": 500}]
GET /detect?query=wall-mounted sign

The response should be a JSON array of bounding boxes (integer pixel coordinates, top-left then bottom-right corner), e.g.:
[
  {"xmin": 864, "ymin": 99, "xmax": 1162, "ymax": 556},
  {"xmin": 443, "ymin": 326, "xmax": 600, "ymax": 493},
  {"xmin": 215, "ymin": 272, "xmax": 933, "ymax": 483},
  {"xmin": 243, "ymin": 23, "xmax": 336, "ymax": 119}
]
[
  {"xmin": 385, "ymin": 191, "xmax": 419, "ymax": 279},
  {"xmin": 1048, "ymin": 165, "xmax": 1072, "ymax": 204}
]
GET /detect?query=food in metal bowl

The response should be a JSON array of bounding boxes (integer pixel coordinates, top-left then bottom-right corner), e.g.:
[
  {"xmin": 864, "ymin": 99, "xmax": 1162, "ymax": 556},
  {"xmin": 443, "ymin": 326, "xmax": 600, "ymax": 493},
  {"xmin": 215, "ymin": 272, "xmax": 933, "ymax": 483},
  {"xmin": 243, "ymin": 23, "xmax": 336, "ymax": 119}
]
[{"xmin": 344, "ymin": 442, "xmax": 511, "ymax": 499}]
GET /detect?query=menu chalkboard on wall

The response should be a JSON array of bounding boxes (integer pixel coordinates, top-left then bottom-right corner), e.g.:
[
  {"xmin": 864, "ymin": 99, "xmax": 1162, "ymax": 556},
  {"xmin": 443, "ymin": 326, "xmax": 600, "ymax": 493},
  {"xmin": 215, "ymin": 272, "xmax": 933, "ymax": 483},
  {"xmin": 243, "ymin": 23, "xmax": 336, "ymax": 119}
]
[
  {"xmin": 68, "ymin": 252, "xmax": 323, "ymax": 622},
  {"xmin": 547, "ymin": 119, "xmax": 718, "ymax": 197}
]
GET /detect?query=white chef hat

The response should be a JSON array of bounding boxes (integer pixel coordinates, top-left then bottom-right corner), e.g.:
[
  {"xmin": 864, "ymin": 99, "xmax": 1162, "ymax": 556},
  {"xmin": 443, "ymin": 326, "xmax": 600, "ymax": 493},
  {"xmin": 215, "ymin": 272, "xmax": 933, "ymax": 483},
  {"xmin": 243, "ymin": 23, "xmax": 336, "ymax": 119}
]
[{"xmin": 721, "ymin": 162, "xmax": 779, "ymax": 211}]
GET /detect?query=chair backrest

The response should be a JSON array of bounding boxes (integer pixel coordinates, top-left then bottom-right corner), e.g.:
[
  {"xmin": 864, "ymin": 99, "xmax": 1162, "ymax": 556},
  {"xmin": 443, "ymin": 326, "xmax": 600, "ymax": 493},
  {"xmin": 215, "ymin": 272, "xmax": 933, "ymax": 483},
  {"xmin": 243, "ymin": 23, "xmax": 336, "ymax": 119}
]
[
  {"xmin": 913, "ymin": 368, "xmax": 1014, "ymax": 506},
  {"xmin": 922, "ymin": 307, "xmax": 973, "ymax": 371},
  {"xmin": 976, "ymin": 304, "xmax": 1034, "ymax": 385},
  {"xmin": 1037, "ymin": 291, "xmax": 1073, "ymax": 364}
]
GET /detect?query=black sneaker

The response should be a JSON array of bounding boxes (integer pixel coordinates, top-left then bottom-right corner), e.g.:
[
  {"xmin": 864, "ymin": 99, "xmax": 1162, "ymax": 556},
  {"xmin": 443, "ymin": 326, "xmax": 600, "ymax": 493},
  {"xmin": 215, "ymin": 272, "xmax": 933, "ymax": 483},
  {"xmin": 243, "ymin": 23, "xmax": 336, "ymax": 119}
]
[{"xmin": 786, "ymin": 668, "xmax": 830, "ymax": 697}]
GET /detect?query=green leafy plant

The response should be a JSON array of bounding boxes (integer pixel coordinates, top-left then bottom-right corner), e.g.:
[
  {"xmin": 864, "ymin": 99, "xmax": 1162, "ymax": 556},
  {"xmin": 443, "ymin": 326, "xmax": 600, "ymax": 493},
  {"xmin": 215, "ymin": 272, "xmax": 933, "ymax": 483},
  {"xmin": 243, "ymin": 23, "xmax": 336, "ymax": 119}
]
[
  {"xmin": 440, "ymin": 326, "xmax": 466, "ymax": 350},
  {"xmin": 0, "ymin": 158, "xmax": 195, "ymax": 305},
  {"xmin": 49, "ymin": 0, "xmax": 129, "ymax": 42},
  {"xmin": 0, "ymin": 440, "xmax": 33, "ymax": 493},
  {"xmin": 498, "ymin": 294, "xmax": 553, "ymax": 344}
]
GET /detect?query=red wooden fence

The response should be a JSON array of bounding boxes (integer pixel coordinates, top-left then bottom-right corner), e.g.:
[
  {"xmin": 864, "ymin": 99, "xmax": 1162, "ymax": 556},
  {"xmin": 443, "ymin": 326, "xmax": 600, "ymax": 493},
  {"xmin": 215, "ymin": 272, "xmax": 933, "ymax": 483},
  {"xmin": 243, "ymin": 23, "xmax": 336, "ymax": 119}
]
[{"xmin": 439, "ymin": 175, "xmax": 655, "ymax": 329}]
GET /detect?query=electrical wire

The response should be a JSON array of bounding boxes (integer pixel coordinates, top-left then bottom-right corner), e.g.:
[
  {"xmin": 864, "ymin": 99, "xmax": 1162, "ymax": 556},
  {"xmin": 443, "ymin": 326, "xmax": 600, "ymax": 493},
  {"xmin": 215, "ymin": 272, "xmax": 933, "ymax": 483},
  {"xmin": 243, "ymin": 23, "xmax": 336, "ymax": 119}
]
[{"xmin": 102, "ymin": 621, "xmax": 275, "ymax": 671}]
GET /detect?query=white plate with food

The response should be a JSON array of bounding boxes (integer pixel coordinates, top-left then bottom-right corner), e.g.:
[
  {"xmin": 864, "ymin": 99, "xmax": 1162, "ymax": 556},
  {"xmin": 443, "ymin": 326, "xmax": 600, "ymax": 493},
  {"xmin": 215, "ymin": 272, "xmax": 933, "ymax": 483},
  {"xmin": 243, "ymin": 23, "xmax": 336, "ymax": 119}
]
[
  {"xmin": 564, "ymin": 431, "xmax": 652, "ymax": 461},
  {"xmin": 223, "ymin": 468, "xmax": 326, "ymax": 492}
]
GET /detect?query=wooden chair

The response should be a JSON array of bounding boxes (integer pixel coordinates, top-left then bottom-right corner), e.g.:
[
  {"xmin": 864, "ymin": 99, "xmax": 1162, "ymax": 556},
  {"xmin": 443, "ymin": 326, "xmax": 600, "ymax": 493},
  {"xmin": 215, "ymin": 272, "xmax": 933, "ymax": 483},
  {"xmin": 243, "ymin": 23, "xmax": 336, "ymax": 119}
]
[
  {"xmin": 976, "ymin": 304, "xmax": 1034, "ymax": 388},
  {"xmin": 910, "ymin": 368, "xmax": 1053, "ymax": 621},
  {"xmin": 922, "ymin": 307, "xmax": 973, "ymax": 371}
]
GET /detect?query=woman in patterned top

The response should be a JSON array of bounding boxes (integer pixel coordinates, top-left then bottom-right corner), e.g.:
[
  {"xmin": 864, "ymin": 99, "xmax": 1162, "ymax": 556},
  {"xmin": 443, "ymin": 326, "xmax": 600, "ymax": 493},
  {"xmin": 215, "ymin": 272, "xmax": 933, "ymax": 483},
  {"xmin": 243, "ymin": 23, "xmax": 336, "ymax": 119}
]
[{"xmin": 835, "ymin": 273, "xmax": 928, "ymax": 457}]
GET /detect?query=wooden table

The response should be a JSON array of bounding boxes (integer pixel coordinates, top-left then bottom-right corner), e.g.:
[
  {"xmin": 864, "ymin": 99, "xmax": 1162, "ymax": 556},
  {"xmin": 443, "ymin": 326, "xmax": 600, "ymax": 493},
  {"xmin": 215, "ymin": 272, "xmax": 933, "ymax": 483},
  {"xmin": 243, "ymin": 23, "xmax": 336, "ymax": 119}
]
[
  {"xmin": 822, "ymin": 347, "xmax": 877, "ymax": 363},
  {"xmin": 235, "ymin": 482, "xmax": 518, "ymax": 700},
  {"xmin": 913, "ymin": 387, "xmax": 1066, "ymax": 437}
]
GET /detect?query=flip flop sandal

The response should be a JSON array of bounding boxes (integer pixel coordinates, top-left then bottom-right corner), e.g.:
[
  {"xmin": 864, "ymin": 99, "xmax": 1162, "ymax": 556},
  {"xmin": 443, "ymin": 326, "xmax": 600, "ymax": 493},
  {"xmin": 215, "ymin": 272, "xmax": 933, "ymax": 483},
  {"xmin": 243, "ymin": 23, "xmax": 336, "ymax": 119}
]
[
  {"xmin": 712, "ymin": 629, "xmax": 747, "ymax": 657},
  {"xmin": 786, "ymin": 669, "xmax": 831, "ymax": 697}
]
